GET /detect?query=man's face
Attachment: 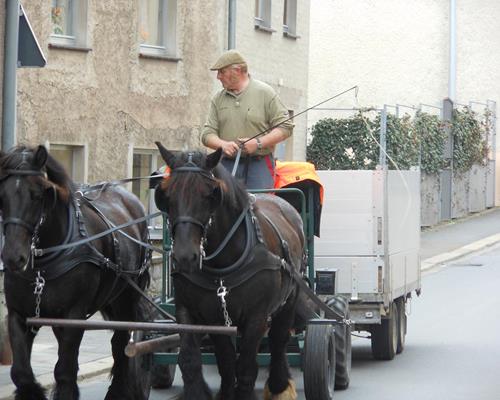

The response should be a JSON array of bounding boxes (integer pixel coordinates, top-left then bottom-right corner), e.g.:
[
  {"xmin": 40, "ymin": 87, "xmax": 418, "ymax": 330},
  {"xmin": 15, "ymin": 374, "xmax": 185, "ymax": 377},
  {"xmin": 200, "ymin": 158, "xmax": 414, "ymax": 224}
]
[{"xmin": 217, "ymin": 66, "xmax": 239, "ymax": 90}]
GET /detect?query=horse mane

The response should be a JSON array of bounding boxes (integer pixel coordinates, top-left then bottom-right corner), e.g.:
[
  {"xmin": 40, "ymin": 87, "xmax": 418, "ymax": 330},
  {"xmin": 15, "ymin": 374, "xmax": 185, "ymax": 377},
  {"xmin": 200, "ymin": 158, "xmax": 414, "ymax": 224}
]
[
  {"xmin": 0, "ymin": 145, "xmax": 75, "ymax": 202},
  {"xmin": 212, "ymin": 162, "xmax": 249, "ymax": 211},
  {"xmin": 44, "ymin": 152, "xmax": 76, "ymax": 197}
]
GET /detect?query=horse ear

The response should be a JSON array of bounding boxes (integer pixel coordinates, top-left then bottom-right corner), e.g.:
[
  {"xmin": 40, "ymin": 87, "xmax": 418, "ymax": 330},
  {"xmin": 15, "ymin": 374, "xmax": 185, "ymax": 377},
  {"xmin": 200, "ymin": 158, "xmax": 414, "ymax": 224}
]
[
  {"xmin": 206, "ymin": 148, "xmax": 223, "ymax": 170},
  {"xmin": 33, "ymin": 145, "xmax": 48, "ymax": 170},
  {"xmin": 155, "ymin": 141, "xmax": 176, "ymax": 168}
]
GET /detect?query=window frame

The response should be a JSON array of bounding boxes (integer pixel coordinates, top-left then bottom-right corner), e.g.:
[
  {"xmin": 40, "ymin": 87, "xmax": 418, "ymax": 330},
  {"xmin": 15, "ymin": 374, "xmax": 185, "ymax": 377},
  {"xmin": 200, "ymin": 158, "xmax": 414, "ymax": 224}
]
[
  {"xmin": 255, "ymin": 0, "xmax": 275, "ymax": 32},
  {"xmin": 138, "ymin": 0, "xmax": 178, "ymax": 59},
  {"xmin": 47, "ymin": 143, "xmax": 88, "ymax": 184},
  {"xmin": 50, "ymin": 0, "xmax": 89, "ymax": 49},
  {"xmin": 283, "ymin": 0, "xmax": 300, "ymax": 38},
  {"xmin": 131, "ymin": 149, "xmax": 164, "ymax": 239}
]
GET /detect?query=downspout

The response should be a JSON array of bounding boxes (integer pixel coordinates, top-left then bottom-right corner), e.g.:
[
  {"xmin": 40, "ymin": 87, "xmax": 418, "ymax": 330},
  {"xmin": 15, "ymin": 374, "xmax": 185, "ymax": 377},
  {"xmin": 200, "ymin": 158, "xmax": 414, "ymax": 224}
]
[
  {"xmin": 449, "ymin": 0, "xmax": 456, "ymax": 102},
  {"xmin": 2, "ymin": 0, "xmax": 20, "ymax": 150},
  {"xmin": 228, "ymin": 0, "xmax": 236, "ymax": 49}
]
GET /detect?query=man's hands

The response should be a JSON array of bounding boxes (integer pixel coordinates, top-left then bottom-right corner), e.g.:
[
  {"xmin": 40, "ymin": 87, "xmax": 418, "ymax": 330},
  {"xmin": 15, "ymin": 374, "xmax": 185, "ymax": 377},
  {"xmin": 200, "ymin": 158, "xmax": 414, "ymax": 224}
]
[
  {"xmin": 238, "ymin": 138, "xmax": 259, "ymax": 155},
  {"xmin": 221, "ymin": 138, "xmax": 259, "ymax": 157},
  {"xmin": 221, "ymin": 140, "xmax": 241, "ymax": 158}
]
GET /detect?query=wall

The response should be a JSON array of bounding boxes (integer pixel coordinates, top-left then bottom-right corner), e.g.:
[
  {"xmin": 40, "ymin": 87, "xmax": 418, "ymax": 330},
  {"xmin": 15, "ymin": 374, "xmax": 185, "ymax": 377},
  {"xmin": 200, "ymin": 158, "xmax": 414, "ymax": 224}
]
[
  {"xmin": 16, "ymin": 0, "xmax": 226, "ymax": 182},
  {"xmin": 234, "ymin": 1, "xmax": 310, "ymax": 160},
  {"xmin": 15, "ymin": 0, "xmax": 310, "ymax": 187},
  {"xmin": 309, "ymin": 0, "xmax": 500, "ymax": 203}
]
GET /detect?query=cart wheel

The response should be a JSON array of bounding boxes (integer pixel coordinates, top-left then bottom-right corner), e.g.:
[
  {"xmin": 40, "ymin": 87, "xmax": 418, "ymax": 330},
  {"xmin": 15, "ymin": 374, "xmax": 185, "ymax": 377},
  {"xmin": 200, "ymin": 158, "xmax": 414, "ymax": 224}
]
[
  {"xmin": 303, "ymin": 323, "xmax": 336, "ymax": 400},
  {"xmin": 326, "ymin": 295, "xmax": 352, "ymax": 390},
  {"xmin": 151, "ymin": 349, "xmax": 177, "ymax": 389},
  {"xmin": 371, "ymin": 301, "xmax": 397, "ymax": 360},
  {"xmin": 130, "ymin": 330, "xmax": 152, "ymax": 400},
  {"xmin": 396, "ymin": 297, "xmax": 406, "ymax": 354}
]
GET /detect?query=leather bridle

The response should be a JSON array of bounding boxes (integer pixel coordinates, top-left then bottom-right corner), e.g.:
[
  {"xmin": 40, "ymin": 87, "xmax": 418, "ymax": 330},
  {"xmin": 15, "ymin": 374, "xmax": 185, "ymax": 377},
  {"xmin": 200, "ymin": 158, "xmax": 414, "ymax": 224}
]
[{"xmin": 1, "ymin": 168, "xmax": 45, "ymax": 235}]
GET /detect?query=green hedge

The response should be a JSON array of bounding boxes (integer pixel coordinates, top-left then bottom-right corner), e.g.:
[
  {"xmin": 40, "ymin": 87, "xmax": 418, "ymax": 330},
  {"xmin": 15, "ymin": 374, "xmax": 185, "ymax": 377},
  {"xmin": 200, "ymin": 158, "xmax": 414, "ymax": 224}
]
[{"xmin": 306, "ymin": 107, "xmax": 490, "ymax": 174}]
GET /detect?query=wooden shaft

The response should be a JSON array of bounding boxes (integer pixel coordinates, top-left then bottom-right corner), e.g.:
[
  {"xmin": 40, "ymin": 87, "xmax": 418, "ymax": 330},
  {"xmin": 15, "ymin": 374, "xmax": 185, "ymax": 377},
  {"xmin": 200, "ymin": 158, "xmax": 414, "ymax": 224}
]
[
  {"xmin": 125, "ymin": 334, "xmax": 180, "ymax": 358},
  {"xmin": 26, "ymin": 318, "xmax": 237, "ymax": 336}
]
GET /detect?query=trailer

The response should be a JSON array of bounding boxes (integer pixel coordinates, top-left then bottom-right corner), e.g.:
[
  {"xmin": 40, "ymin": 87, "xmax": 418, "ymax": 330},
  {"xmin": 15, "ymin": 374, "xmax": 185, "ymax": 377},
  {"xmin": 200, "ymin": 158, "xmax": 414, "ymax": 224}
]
[{"xmin": 314, "ymin": 167, "xmax": 421, "ymax": 359}]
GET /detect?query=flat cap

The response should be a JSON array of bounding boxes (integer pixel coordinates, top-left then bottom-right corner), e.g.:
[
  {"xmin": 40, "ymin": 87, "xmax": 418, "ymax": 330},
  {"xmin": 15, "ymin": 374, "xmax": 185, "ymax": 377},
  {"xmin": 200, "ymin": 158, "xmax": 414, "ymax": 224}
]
[{"xmin": 210, "ymin": 50, "xmax": 246, "ymax": 71}]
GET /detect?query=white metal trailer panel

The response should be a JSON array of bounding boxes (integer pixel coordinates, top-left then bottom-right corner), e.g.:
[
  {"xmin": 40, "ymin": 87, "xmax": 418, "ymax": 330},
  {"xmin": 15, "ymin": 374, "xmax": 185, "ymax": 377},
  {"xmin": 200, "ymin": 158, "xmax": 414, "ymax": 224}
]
[{"xmin": 314, "ymin": 169, "xmax": 421, "ymax": 308}]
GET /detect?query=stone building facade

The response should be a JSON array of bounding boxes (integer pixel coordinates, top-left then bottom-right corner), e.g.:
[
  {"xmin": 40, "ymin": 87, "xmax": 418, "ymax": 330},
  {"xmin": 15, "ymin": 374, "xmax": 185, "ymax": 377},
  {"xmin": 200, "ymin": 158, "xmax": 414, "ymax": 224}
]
[{"xmin": 10, "ymin": 1, "xmax": 310, "ymax": 210}]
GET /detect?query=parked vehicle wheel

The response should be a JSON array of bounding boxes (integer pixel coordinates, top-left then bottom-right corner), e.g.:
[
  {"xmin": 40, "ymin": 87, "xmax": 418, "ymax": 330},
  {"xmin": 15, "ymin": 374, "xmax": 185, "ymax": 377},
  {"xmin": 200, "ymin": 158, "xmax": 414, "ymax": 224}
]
[
  {"xmin": 326, "ymin": 295, "xmax": 352, "ymax": 390},
  {"xmin": 130, "ymin": 330, "xmax": 152, "ymax": 400},
  {"xmin": 303, "ymin": 323, "xmax": 336, "ymax": 400},
  {"xmin": 396, "ymin": 297, "xmax": 406, "ymax": 354},
  {"xmin": 371, "ymin": 301, "xmax": 397, "ymax": 360}
]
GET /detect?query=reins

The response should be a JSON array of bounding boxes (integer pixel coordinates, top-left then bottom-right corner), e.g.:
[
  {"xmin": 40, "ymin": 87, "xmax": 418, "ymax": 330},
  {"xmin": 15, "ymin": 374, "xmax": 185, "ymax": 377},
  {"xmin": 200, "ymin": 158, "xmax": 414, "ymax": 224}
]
[{"xmin": 32, "ymin": 211, "xmax": 165, "ymax": 257}]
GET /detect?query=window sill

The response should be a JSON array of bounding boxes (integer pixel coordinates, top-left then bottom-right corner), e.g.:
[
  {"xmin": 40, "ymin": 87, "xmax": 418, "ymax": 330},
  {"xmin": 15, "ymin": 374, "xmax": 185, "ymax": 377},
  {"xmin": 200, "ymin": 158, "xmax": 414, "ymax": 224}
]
[
  {"xmin": 48, "ymin": 43, "xmax": 92, "ymax": 52},
  {"xmin": 139, "ymin": 52, "xmax": 181, "ymax": 62},
  {"xmin": 283, "ymin": 31, "xmax": 301, "ymax": 40},
  {"xmin": 254, "ymin": 25, "xmax": 276, "ymax": 34}
]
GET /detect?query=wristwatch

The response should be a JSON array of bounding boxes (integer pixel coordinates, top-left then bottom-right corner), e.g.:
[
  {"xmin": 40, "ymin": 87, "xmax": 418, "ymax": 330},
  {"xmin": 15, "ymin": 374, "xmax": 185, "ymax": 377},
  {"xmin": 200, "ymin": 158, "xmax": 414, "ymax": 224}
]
[{"xmin": 255, "ymin": 137, "xmax": 262, "ymax": 151}]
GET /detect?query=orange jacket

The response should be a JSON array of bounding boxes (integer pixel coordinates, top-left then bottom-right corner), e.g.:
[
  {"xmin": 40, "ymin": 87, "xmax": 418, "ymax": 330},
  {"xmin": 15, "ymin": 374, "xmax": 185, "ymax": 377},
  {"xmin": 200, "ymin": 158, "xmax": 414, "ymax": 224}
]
[{"xmin": 274, "ymin": 161, "xmax": 324, "ymax": 204}]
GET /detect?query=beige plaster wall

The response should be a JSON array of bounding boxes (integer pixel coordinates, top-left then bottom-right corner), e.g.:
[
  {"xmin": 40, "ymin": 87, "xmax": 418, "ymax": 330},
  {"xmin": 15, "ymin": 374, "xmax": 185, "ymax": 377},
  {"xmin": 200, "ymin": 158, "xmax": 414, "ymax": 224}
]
[
  {"xmin": 309, "ymin": 0, "xmax": 500, "ymax": 203},
  {"xmin": 309, "ymin": 0, "xmax": 448, "ymax": 126},
  {"xmin": 15, "ymin": 1, "xmax": 310, "ymax": 186},
  {"xmin": 16, "ymin": 0, "xmax": 226, "ymax": 182}
]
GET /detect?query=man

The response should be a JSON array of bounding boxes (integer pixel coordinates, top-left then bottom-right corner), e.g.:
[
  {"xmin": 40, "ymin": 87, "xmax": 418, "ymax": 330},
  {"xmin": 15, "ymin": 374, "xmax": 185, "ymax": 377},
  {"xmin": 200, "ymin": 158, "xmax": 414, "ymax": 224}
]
[{"xmin": 201, "ymin": 49, "xmax": 293, "ymax": 189}]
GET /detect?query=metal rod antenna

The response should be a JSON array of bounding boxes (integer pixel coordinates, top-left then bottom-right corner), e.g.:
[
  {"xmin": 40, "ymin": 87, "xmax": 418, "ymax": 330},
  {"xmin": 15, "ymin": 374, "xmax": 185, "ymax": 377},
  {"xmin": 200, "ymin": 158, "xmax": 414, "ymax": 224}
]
[{"xmin": 241, "ymin": 85, "xmax": 359, "ymax": 145}]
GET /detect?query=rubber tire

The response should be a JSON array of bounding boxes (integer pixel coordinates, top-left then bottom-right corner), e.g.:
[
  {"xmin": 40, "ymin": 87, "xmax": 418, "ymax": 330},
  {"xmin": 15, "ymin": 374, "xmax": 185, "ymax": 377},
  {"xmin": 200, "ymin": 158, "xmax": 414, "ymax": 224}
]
[
  {"xmin": 371, "ymin": 301, "xmax": 398, "ymax": 360},
  {"xmin": 303, "ymin": 323, "xmax": 336, "ymax": 400},
  {"xmin": 326, "ymin": 295, "xmax": 352, "ymax": 390},
  {"xmin": 130, "ymin": 330, "xmax": 152, "ymax": 400},
  {"xmin": 396, "ymin": 298, "xmax": 406, "ymax": 354}
]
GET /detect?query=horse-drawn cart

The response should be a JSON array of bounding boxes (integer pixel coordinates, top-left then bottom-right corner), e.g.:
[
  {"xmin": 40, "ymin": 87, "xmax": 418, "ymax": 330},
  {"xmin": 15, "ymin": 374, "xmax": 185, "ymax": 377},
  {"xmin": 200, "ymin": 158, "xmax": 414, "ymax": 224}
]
[
  {"xmin": 148, "ymin": 158, "xmax": 353, "ymax": 400},
  {"xmin": 2, "ymin": 144, "xmax": 420, "ymax": 400},
  {"xmin": 146, "ymin": 157, "xmax": 421, "ymax": 399}
]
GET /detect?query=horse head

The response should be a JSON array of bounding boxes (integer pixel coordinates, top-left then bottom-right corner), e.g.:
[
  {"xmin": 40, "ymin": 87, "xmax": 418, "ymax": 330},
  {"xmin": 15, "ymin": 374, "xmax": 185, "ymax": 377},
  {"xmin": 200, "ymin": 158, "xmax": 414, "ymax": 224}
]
[
  {"xmin": 154, "ymin": 141, "xmax": 224, "ymax": 274},
  {"xmin": 0, "ymin": 145, "xmax": 70, "ymax": 272}
]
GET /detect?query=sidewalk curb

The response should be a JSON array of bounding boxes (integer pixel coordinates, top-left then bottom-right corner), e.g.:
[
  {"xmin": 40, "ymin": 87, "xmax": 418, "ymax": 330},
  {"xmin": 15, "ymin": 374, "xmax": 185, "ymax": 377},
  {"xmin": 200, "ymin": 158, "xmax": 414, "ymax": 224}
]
[
  {"xmin": 421, "ymin": 233, "xmax": 500, "ymax": 271},
  {"xmin": 0, "ymin": 357, "xmax": 113, "ymax": 400}
]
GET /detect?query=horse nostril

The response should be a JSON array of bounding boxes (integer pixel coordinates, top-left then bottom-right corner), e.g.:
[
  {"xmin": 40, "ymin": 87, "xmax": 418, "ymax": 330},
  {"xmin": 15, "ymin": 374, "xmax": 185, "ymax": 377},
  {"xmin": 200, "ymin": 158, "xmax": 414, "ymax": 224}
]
[
  {"xmin": 2, "ymin": 252, "xmax": 28, "ymax": 270},
  {"xmin": 173, "ymin": 251, "xmax": 200, "ymax": 270}
]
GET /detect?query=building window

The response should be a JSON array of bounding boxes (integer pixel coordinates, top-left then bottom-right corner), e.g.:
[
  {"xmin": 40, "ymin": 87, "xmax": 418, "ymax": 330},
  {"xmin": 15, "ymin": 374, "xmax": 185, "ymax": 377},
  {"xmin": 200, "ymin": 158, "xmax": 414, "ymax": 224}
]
[
  {"xmin": 139, "ymin": 0, "xmax": 177, "ymax": 58},
  {"xmin": 132, "ymin": 151, "xmax": 164, "ymax": 237},
  {"xmin": 49, "ymin": 144, "xmax": 87, "ymax": 183},
  {"xmin": 255, "ymin": 0, "xmax": 273, "ymax": 31},
  {"xmin": 283, "ymin": 0, "xmax": 299, "ymax": 38},
  {"xmin": 50, "ymin": 0, "xmax": 88, "ymax": 48}
]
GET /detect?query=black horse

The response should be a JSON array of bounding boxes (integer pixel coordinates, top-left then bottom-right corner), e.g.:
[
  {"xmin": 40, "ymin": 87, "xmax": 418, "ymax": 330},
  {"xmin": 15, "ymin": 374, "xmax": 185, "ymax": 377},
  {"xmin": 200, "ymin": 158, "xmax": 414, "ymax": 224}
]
[
  {"xmin": 153, "ymin": 142, "xmax": 305, "ymax": 400},
  {"xmin": 0, "ymin": 145, "xmax": 151, "ymax": 400}
]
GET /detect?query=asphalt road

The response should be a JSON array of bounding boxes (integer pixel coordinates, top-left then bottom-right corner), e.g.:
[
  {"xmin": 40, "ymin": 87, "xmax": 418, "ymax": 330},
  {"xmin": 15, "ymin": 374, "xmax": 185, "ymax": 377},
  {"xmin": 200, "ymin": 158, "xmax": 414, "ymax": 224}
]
[{"xmin": 78, "ymin": 245, "xmax": 500, "ymax": 400}]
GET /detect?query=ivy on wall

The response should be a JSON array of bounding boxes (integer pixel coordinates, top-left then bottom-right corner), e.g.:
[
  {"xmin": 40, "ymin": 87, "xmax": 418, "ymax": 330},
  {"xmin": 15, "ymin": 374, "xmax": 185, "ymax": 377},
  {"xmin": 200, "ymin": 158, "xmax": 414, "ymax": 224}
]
[
  {"xmin": 452, "ymin": 108, "xmax": 489, "ymax": 172},
  {"xmin": 307, "ymin": 106, "xmax": 491, "ymax": 175}
]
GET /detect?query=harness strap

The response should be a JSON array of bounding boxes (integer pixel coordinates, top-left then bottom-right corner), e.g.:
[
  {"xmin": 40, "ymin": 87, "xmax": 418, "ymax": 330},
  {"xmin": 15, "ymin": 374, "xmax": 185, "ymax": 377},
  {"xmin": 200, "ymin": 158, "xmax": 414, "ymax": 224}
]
[
  {"xmin": 33, "ymin": 212, "xmax": 163, "ymax": 256},
  {"xmin": 201, "ymin": 211, "xmax": 255, "ymax": 276},
  {"xmin": 172, "ymin": 216, "xmax": 205, "ymax": 234},
  {"xmin": 204, "ymin": 205, "xmax": 249, "ymax": 261},
  {"xmin": 3, "ymin": 217, "xmax": 35, "ymax": 234},
  {"xmin": 120, "ymin": 274, "xmax": 176, "ymax": 321}
]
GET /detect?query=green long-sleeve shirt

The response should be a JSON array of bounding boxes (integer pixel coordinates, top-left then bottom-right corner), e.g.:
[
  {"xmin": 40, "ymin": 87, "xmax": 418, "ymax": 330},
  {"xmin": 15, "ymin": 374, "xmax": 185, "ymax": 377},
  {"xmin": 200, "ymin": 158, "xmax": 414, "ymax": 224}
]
[{"xmin": 201, "ymin": 78, "xmax": 293, "ymax": 156}]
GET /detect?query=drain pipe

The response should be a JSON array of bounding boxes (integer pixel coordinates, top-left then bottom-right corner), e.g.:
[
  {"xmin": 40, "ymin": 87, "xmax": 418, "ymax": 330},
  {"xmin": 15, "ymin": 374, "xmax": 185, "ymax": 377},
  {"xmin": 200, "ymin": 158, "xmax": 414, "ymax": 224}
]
[
  {"xmin": 228, "ymin": 0, "xmax": 236, "ymax": 49},
  {"xmin": 2, "ymin": 0, "xmax": 20, "ymax": 151},
  {"xmin": 448, "ymin": 0, "xmax": 456, "ymax": 102}
]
